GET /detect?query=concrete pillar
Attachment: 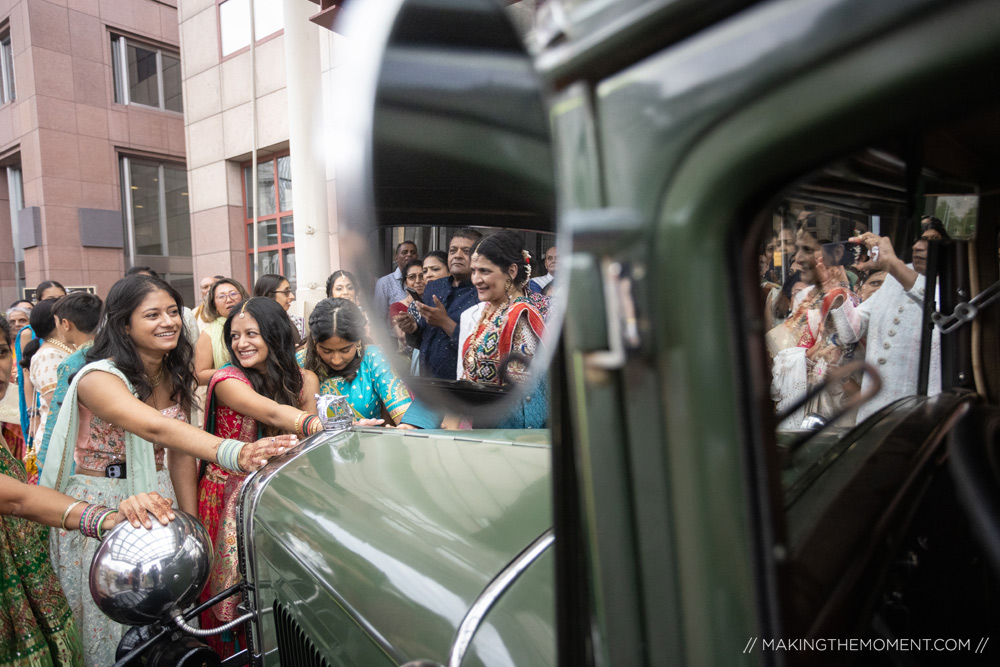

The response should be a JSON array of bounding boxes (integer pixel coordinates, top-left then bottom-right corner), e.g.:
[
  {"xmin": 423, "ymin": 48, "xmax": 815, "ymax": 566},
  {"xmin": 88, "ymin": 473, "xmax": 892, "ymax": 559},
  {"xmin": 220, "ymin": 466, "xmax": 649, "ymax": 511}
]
[{"xmin": 282, "ymin": 0, "xmax": 330, "ymax": 315}]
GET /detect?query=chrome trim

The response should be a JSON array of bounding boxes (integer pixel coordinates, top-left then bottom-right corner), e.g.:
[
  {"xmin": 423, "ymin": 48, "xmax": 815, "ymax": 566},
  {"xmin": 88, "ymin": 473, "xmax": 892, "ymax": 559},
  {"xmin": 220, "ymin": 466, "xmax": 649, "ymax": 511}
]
[
  {"xmin": 237, "ymin": 426, "xmax": 353, "ymax": 659},
  {"xmin": 448, "ymin": 528, "xmax": 555, "ymax": 667}
]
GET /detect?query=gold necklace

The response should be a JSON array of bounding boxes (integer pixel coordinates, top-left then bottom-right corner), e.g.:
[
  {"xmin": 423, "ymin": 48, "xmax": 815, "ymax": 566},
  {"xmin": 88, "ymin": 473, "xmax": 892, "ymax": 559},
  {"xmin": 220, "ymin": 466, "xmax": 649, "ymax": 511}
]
[
  {"xmin": 44, "ymin": 338, "xmax": 76, "ymax": 355},
  {"xmin": 146, "ymin": 366, "xmax": 165, "ymax": 388}
]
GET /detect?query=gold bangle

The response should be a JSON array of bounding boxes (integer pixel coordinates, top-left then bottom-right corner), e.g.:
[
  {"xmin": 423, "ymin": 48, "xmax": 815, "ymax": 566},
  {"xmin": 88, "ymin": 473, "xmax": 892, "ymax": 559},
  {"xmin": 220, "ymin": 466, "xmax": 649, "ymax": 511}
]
[
  {"xmin": 293, "ymin": 411, "xmax": 305, "ymax": 435},
  {"xmin": 61, "ymin": 500, "xmax": 86, "ymax": 531}
]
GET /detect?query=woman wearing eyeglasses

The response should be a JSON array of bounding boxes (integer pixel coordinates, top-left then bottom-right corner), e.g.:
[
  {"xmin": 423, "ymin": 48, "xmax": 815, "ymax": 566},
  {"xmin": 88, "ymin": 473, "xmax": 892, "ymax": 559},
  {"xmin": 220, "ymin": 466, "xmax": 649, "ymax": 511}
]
[
  {"xmin": 253, "ymin": 273, "xmax": 304, "ymax": 347},
  {"xmin": 194, "ymin": 279, "xmax": 250, "ymax": 386}
]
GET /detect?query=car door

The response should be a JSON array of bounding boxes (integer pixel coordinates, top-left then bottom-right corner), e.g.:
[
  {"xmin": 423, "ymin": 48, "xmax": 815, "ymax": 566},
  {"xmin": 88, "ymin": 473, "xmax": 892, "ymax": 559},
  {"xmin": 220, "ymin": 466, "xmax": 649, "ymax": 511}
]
[{"xmin": 553, "ymin": 0, "xmax": 1000, "ymax": 664}]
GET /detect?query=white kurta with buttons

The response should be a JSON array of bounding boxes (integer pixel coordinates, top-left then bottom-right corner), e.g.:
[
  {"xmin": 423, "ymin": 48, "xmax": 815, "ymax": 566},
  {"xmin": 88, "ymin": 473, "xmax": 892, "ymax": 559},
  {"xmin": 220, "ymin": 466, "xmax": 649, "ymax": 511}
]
[{"xmin": 830, "ymin": 268, "xmax": 941, "ymax": 424}]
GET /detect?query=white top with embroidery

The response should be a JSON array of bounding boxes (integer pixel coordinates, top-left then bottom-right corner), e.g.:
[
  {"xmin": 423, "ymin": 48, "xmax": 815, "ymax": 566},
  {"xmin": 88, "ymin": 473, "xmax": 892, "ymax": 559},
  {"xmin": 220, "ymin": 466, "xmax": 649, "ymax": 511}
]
[{"xmin": 830, "ymin": 269, "xmax": 941, "ymax": 423}]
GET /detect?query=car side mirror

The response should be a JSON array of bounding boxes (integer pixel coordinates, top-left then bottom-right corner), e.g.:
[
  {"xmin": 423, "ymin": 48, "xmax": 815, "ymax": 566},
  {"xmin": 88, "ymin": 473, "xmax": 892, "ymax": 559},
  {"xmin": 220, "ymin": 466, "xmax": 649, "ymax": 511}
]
[{"xmin": 333, "ymin": 0, "xmax": 558, "ymax": 423}]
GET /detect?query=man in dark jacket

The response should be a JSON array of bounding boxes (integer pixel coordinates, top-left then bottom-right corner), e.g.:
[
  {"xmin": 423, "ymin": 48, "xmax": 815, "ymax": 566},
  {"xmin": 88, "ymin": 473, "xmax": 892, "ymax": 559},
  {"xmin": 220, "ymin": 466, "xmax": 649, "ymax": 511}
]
[{"xmin": 396, "ymin": 228, "xmax": 482, "ymax": 379}]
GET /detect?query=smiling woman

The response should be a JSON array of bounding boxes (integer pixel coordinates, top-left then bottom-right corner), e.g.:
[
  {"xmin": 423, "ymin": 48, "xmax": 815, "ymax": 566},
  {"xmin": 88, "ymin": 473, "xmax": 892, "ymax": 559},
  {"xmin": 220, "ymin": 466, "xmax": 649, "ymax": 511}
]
[
  {"xmin": 0, "ymin": 313, "xmax": 178, "ymax": 667},
  {"xmin": 39, "ymin": 275, "xmax": 295, "ymax": 665},
  {"xmin": 458, "ymin": 230, "xmax": 549, "ymax": 428},
  {"xmin": 194, "ymin": 278, "xmax": 250, "ymax": 386},
  {"xmin": 303, "ymin": 298, "xmax": 436, "ymax": 428},
  {"xmin": 198, "ymin": 296, "xmax": 319, "ymax": 657}
]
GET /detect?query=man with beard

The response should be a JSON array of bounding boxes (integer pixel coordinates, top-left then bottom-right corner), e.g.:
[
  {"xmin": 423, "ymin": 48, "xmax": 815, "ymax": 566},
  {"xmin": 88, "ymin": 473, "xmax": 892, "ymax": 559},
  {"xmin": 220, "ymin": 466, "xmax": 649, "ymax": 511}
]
[
  {"xmin": 829, "ymin": 216, "xmax": 946, "ymax": 422},
  {"xmin": 769, "ymin": 227, "xmax": 859, "ymax": 429}
]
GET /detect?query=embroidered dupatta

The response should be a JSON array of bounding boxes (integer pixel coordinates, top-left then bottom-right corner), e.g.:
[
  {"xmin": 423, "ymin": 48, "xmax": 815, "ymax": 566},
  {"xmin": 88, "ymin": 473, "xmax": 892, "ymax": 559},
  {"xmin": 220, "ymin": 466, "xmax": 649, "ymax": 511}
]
[{"xmin": 462, "ymin": 296, "xmax": 547, "ymax": 386}]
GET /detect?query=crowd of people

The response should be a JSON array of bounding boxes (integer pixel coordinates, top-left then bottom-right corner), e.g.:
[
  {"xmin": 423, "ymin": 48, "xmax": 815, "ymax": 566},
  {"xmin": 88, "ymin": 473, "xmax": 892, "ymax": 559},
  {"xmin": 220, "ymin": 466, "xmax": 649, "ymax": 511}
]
[
  {"xmin": 0, "ymin": 228, "xmax": 557, "ymax": 665},
  {"xmin": 762, "ymin": 213, "xmax": 946, "ymax": 429}
]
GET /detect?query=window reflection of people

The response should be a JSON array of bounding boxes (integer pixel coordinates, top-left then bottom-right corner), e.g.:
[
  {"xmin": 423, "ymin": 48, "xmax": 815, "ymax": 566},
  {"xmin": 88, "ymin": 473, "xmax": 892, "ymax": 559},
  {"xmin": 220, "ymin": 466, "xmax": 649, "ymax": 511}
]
[
  {"xmin": 0, "ymin": 313, "xmax": 176, "ymax": 666},
  {"xmin": 768, "ymin": 228, "xmax": 859, "ymax": 429},
  {"xmin": 458, "ymin": 230, "xmax": 549, "ymax": 428},
  {"xmin": 303, "ymin": 298, "xmax": 437, "ymax": 429},
  {"xmin": 198, "ymin": 297, "xmax": 319, "ymax": 657},
  {"xmin": 856, "ymin": 270, "xmax": 887, "ymax": 302},
  {"xmin": 829, "ymin": 218, "xmax": 947, "ymax": 423},
  {"xmin": 396, "ymin": 229, "xmax": 482, "ymax": 379}
]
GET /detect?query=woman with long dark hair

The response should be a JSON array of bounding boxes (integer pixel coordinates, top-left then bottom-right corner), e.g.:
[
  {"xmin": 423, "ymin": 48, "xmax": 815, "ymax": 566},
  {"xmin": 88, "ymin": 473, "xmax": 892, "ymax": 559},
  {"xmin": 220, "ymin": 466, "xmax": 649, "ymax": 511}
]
[
  {"xmin": 303, "ymin": 298, "xmax": 435, "ymax": 427},
  {"xmin": 194, "ymin": 278, "xmax": 250, "ymax": 385},
  {"xmin": 253, "ymin": 273, "xmax": 304, "ymax": 346},
  {"xmin": 325, "ymin": 269, "xmax": 359, "ymax": 302},
  {"xmin": 0, "ymin": 312, "xmax": 177, "ymax": 667},
  {"xmin": 458, "ymin": 230, "xmax": 549, "ymax": 428},
  {"xmin": 20, "ymin": 299, "xmax": 75, "ymax": 480},
  {"xmin": 389, "ymin": 259, "xmax": 426, "ymax": 359},
  {"xmin": 40, "ymin": 275, "xmax": 293, "ymax": 666},
  {"xmin": 198, "ymin": 297, "xmax": 320, "ymax": 657}
]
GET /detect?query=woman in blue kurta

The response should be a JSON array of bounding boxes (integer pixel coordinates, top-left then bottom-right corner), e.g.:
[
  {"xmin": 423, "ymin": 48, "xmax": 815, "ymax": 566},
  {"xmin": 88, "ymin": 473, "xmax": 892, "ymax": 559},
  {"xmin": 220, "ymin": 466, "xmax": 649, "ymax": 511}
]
[{"xmin": 300, "ymin": 298, "xmax": 437, "ymax": 428}]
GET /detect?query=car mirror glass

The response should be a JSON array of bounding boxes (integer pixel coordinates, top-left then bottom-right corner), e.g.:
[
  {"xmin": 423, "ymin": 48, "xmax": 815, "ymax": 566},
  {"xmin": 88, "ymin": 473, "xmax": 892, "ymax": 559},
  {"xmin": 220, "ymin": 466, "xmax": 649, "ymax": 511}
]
[{"xmin": 331, "ymin": 0, "xmax": 559, "ymax": 427}]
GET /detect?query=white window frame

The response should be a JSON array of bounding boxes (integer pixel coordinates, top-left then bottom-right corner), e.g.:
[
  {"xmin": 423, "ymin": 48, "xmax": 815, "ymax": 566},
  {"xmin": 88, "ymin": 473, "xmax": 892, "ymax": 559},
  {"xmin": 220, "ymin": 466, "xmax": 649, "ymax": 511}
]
[
  {"xmin": 0, "ymin": 28, "xmax": 15, "ymax": 105},
  {"xmin": 218, "ymin": 0, "xmax": 284, "ymax": 58},
  {"xmin": 120, "ymin": 156, "xmax": 191, "ymax": 263},
  {"xmin": 111, "ymin": 34, "xmax": 181, "ymax": 113}
]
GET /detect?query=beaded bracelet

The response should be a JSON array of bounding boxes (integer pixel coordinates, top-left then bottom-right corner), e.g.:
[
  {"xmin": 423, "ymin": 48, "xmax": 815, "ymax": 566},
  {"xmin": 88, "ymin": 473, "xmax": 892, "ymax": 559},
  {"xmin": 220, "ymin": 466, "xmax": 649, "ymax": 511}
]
[
  {"xmin": 61, "ymin": 500, "xmax": 86, "ymax": 531},
  {"xmin": 216, "ymin": 438, "xmax": 245, "ymax": 473},
  {"xmin": 301, "ymin": 415, "xmax": 321, "ymax": 436}
]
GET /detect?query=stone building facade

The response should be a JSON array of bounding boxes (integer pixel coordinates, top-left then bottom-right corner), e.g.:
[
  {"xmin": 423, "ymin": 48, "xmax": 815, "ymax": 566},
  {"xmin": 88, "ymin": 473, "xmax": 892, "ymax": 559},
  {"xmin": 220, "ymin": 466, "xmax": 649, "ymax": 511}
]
[{"xmin": 0, "ymin": 0, "xmax": 189, "ymax": 304}]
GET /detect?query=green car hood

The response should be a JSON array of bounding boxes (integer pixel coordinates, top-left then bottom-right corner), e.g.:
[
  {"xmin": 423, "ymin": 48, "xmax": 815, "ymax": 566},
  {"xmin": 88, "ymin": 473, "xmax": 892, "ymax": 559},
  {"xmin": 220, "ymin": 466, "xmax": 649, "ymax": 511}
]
[{"xmin": 244, "ymin": 427, "xmax": 552, "ymax": 665}]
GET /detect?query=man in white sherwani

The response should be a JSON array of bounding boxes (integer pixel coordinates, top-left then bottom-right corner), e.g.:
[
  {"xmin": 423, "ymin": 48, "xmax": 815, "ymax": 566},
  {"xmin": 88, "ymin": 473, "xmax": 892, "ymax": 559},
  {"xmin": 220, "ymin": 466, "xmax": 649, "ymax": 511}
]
[{"xmin": 829, "ymin": 217, "xmax": 947, "ymax": 423}]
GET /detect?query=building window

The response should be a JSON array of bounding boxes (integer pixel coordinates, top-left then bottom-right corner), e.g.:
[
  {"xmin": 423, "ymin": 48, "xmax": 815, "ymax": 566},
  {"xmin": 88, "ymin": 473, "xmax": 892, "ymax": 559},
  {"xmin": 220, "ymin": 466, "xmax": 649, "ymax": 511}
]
[
  {"xmin": 0, "ymin": 28, "xmax": 15, "ymax": 104},
  {"xmin": 120, "ymin": 156, "xmax": 191, "ymax": 260},
  {"xmin": 244, "ymin": 155, "xmax": 294, "ymax": 287},
  {"xmin": 111, "ymin": 35, "xmax": 182, "ymax": 113},
  {"xmin": 218, "ymin": 0, "xmax": 284, "ymax": 57},
  {"xmin": 6, "ymin": 165, "xmax": 23, "ymax": 292}
]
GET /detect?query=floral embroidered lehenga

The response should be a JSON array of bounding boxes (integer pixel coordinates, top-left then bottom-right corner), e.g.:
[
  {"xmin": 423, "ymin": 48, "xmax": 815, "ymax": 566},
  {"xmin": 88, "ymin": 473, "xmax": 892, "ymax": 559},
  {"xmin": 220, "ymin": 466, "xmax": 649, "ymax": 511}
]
[{"xmin": 0, "ymin": 437, "xmax": 83, "ymax": 667}]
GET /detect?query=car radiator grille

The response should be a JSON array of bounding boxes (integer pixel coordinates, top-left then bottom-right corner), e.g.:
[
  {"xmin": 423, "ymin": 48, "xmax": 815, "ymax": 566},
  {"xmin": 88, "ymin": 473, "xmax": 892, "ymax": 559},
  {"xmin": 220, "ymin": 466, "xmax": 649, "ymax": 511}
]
[{"xmin": 274, "ymin": 601, "xmax": 332, "ymax": 667}]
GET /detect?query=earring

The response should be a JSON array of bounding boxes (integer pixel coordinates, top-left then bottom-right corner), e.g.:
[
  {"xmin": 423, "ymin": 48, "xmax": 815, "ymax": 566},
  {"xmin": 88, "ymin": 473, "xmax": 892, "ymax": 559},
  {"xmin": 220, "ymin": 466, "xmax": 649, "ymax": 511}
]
[{"xmin": 505, "ymin": 277, "xmax": 513, "ymax": 293}]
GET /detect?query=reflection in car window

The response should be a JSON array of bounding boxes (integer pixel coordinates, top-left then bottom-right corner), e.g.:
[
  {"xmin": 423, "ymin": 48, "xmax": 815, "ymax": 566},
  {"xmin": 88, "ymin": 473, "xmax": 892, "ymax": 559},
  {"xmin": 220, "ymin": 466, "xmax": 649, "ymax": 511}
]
[{"xmin": 756, "ymin": 146, "xmax": 980, "ymax": 469}]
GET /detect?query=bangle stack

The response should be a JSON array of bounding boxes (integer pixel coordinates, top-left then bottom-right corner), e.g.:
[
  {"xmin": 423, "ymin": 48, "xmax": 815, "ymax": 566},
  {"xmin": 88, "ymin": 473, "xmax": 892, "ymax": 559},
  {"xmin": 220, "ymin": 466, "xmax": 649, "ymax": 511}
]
[
  {"xmin": 61, "ymin": 500, "xmax": 86, "ymax": 531},
  {"xmin": 217, "ymin": 438, "xmax": 246, "ymax": 473},
  {"xmin": 300, "ymin": 414, "xmax": 321, "ymax": 436},
  {"xmin": 80, "ymin": 504, "xmax": 116, "ymax": 540}
]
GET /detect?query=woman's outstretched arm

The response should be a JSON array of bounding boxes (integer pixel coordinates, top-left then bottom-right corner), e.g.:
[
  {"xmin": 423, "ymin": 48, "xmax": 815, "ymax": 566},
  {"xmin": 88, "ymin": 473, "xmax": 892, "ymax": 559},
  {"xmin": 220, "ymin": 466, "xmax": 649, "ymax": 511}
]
[{"xmin": 78, "ymin": 370, "xmax": 295, "ymax": 471}]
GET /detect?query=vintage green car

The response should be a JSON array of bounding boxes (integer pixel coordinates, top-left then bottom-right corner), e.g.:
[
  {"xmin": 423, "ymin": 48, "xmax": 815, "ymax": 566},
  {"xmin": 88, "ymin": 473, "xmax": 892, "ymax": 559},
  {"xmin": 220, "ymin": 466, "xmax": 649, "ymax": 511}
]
[{"xmin": 225, "ymin": 0, "xmax": 1000, "ymax": 666}]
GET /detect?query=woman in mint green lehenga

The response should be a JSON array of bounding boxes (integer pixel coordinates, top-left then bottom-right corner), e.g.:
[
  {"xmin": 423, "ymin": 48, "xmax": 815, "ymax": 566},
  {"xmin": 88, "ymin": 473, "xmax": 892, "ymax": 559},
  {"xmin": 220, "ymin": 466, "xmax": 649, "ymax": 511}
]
[{"xmin": 0, "ymin": 314, "xmax": 175, "ymax": 667}]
